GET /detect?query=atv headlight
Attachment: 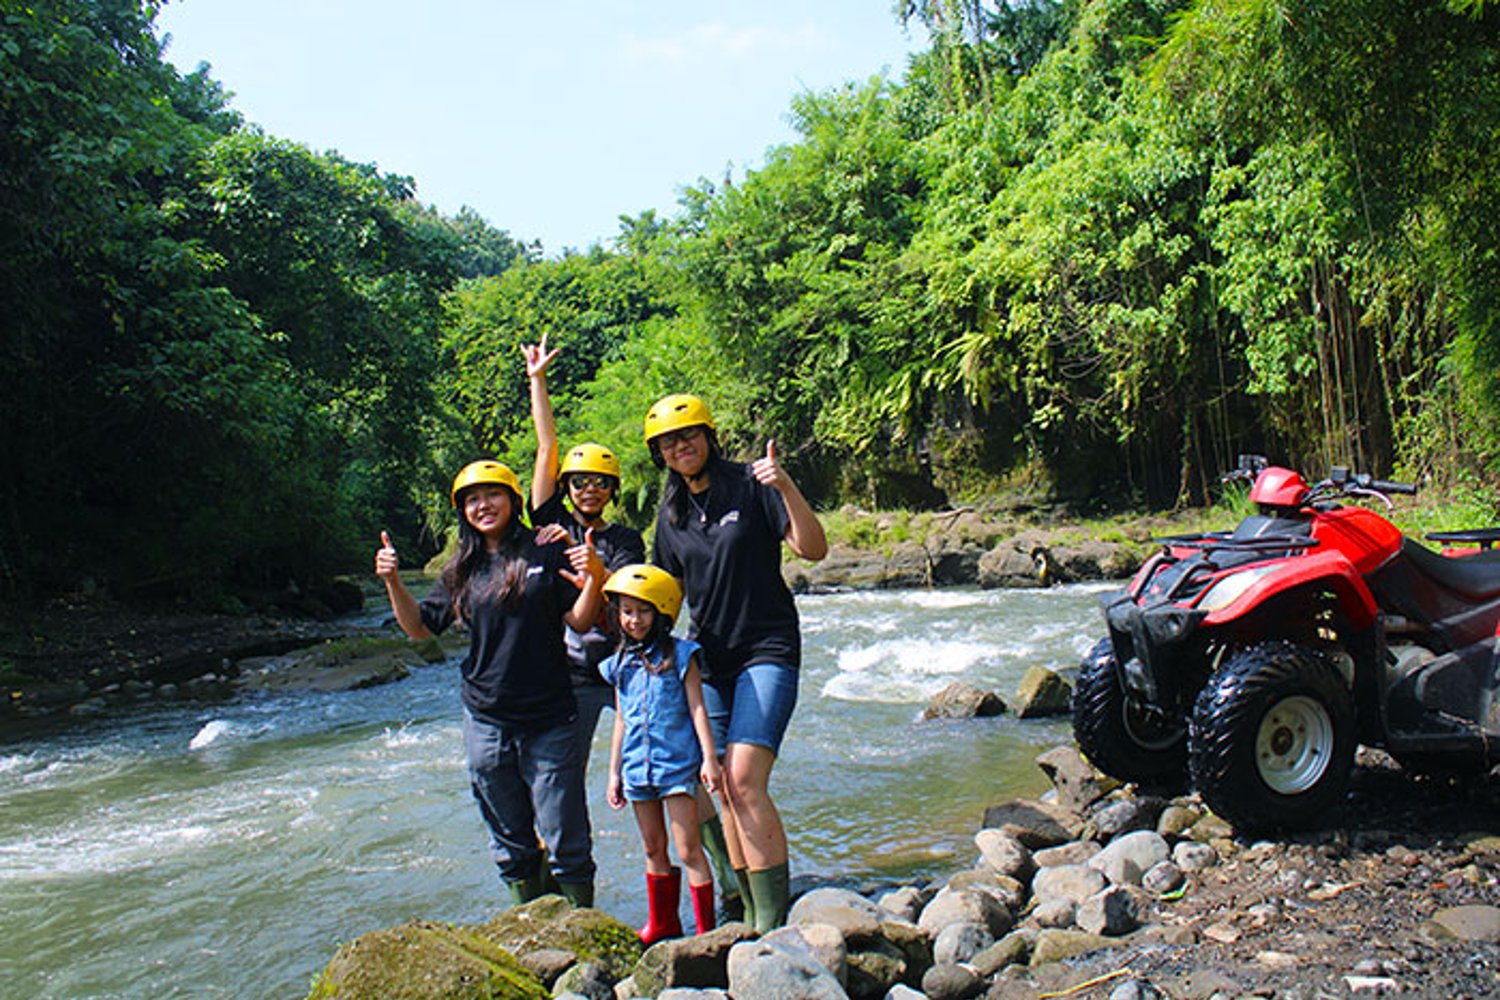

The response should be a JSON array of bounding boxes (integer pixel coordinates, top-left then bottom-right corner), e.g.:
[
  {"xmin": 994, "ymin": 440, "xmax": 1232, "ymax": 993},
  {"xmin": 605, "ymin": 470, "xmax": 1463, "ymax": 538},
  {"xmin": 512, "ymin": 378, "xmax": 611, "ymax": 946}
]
[{"xmin": 1195, "ymin": 565, "xmax": 1277, "ymax": 612}]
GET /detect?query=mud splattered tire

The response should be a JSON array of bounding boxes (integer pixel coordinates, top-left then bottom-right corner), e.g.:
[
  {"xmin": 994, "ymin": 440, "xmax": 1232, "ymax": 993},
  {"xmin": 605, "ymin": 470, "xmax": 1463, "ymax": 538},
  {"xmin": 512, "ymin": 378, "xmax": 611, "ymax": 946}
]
[
  {"xmin": 1072, "ymin": 637, "xmax": 1188, "ymax": 790},
  {"xmin": 1189, "ymin": 641, "xmax": 1355, "ymax": 832}
]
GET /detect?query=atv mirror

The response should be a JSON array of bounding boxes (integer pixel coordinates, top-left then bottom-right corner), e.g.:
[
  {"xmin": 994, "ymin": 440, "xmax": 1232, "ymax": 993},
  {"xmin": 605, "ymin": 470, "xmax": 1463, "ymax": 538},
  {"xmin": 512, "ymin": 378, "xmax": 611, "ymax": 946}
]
[{"xmin": 1236, "ymin": 454, "xmax": 1268, "ymax": 474}]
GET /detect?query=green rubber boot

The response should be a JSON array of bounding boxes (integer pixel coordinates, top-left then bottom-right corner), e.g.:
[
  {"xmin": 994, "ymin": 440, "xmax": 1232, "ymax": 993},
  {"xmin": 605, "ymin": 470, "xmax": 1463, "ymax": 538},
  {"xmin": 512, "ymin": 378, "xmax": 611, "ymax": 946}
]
[
  {"xmin": 506, "ymin": 871, "xmax": 547, "ymax": 906},
  {"xmin": 746, "ymin": 863, "xmax": 788, "ymax": 934},
  {"xmin": 734, "ymin": 868, "xmax": 755, "ymax": 928},
  {"xmin": 557, "ymin": 880, "xmax": 594, "ymax": 908},
  {"xmin": 700, "ymin": 816, "xmax": 743, "ymax": 919}
]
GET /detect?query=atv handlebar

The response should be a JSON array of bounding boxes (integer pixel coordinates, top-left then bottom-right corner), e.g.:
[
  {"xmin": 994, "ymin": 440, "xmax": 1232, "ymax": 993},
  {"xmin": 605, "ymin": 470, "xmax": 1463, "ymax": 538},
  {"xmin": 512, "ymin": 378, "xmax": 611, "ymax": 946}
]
[{"xmin": 1318, "ymin": 467, "xmax": 1417, "ymax": 508}]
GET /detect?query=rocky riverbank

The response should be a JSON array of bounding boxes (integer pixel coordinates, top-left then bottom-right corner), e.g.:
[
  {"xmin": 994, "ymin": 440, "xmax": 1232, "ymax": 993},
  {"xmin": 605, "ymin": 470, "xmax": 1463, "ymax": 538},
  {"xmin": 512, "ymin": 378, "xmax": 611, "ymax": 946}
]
[{"xmin": 307, "ymin": 744, "xmax": 1500, "ymax": 999}]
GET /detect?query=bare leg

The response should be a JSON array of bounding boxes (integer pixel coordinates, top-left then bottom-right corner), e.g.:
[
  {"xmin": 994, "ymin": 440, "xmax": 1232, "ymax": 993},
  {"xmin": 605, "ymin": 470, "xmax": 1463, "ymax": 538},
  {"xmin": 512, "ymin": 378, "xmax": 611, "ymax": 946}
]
[
  {"xmin": 722, "ymin": 742, "xmax": 785, "ymax": 869},
  {"xmin": 631, "ymin": 800, "xmax": 672, "ymax": 875},
  {"xmin": 666, "ymin": 793, "xmax": 712, "ymax": 888}
]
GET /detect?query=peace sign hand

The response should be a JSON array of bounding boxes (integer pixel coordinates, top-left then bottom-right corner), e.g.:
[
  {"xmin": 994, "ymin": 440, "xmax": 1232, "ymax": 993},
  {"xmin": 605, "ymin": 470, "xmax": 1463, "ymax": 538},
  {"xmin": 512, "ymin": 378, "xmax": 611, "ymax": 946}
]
[{"xmin": 522, "ymin": 331, "xmax": 560, "ymax": 379}]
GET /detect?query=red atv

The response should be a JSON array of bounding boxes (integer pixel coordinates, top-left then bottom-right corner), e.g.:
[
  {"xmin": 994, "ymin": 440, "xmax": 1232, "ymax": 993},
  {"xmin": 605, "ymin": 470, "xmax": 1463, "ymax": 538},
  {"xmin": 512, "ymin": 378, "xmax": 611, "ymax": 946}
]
[{"xmin": 1073, "ymin": 456, "xmax": 1500, "ymax": 831}]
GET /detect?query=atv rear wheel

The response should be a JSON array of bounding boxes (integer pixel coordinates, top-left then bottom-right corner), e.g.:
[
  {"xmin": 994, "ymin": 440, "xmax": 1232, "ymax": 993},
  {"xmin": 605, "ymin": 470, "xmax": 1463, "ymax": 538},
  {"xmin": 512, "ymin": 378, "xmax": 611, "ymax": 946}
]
[
  {"xmin": 1189, "ymin": 641, "xmax": 1355, "ymax": 832},
  {"xmin": 1072, "ymin": 637, "xmax": 1188, "ymax": 790}
]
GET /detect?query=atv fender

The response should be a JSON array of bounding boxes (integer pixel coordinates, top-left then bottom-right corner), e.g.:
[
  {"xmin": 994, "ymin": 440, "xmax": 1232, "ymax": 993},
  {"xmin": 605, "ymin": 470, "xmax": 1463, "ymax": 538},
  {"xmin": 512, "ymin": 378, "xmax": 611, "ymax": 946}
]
[{"xmin": 1202, "ymin": 549, "xmax": 1379, "ymax": 628}]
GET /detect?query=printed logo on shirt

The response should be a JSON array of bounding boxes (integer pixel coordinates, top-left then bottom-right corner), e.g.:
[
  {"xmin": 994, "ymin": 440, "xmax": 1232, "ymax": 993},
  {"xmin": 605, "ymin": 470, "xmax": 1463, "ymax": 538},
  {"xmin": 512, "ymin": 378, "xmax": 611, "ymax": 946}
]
[
  {"xmin": 526, "ymin": 566, "xmax": 545, "ymax": 577},
  {"xmin": 719, "ymin": 510, "xmax": 740, "ymax": 527}
]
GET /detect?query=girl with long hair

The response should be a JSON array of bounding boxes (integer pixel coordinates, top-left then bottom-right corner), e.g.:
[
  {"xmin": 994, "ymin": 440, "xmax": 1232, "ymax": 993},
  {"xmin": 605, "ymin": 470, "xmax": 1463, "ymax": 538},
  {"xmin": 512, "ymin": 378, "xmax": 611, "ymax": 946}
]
[{"xmin": 375, "ymin": 460, "xmax": 605, "ymax": 905}]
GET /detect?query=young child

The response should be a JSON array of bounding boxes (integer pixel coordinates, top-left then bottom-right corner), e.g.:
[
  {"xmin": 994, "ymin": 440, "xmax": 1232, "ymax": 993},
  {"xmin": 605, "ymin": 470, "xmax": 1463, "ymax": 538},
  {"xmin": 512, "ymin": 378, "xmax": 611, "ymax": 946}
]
[{"xmin": 599, "ymin": 564, "xmax": 723, "ymax": 943}]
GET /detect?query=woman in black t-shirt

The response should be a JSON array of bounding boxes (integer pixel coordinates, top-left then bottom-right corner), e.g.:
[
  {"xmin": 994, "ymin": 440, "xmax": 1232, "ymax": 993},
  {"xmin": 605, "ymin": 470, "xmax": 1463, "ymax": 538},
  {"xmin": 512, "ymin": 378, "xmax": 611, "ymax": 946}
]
[
  {"xmin": 645, "ymin": 394, "xmax": 827, "ymax": 932},
  {"xmin": 375, "ymin": 460, "xmax": 604, "ymax": 906}
]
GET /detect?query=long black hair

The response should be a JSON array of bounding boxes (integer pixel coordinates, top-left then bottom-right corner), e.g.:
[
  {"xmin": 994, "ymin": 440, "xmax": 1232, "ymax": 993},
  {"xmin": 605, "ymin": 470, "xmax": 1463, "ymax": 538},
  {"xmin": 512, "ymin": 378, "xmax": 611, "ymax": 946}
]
[
  {"xmin": 659, "ymin": 430, "xmax": 724, "ymax": 529},
  {"xmin": 439, "ymin": 486, "xmax": 528, "ymax": 621}
]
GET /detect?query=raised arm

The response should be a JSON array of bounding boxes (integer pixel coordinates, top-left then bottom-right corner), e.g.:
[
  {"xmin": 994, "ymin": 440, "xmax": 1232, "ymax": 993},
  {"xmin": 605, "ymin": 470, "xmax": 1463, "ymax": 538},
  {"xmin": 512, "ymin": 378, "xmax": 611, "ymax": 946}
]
[
  {"xmin": 523, "ymin": 333, "xmax": 561, "ymax": 512},
  {"xmin": 752, "ymin": 439, "xmax": 828, "ymax": 562},
  {"xmin": 374, "ymin": 531, "xmax": 435, "ymax": 640}
]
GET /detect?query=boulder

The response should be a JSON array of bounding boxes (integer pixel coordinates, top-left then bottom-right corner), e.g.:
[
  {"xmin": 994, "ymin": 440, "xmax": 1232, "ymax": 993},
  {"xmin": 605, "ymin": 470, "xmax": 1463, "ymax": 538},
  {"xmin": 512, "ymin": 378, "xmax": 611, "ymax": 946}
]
[
  {"xmin": 974, "ymin": 829, "xmax": 1036, "ymax": 884},
  {"xmin": 306, "ymin": 919, "xmax": 548, "ymax": 1000},
  {"xmin": 762, "ymin": 924, "xmax": 848, "ymax": 986},
  {"xmin": 920, "ymin": 962, "xmax": 985, "ymax": 1000},
  {"xmin": 1089, "ymin": 831, "xmax": 1171, "ymax": 888},
  {"xmin": 1012, "ymin": 667, "xmax": 1072, "ymax": 719},
  {"xmin": 1028, "ymin": 928, "xmax": 1122, "ymax": 967},
  {"xmin": 726, "ymin": 938, "xmax": 849, "ymax": 1000},
  {"xmin": 631, "ymin": 924, "xmax": 756, "ymax": 996},
  {"xmin": 981, "ymin": 799, "xmax": 1086, "ymax": 849},
  {"xmin": 922, "ymin": 681, "xmax": 1006, "ymax": 720},
  {"xmin": 977, "ymin": 544, "xmax": 1049, "ymax": 590},
  {"xmin": 1076, "ymin": 886, "xmax": 1140, "ymax": 936},
  {"xmin": 932, "ymin": 922, "xmax": 993, "ymax": 965},
  {"xmin": 917, "ymin": 886, "xmax": 1012, "ymax": 939},
  {"xmin": 1032, "ymin": 864, "xmax": 1107, "ymax": 907}
]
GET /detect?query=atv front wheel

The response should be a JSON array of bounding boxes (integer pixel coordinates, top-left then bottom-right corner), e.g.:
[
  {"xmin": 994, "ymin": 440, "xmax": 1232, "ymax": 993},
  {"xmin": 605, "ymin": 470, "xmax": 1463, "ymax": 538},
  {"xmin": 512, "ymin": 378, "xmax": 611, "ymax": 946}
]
[
  {"xmin": 1072, "ymin": 637, "xmax": 1188, "ymax": 790},
  {"xmin": 1189, "ymin": 641, "xmax": 1355, "ymax": 832}
]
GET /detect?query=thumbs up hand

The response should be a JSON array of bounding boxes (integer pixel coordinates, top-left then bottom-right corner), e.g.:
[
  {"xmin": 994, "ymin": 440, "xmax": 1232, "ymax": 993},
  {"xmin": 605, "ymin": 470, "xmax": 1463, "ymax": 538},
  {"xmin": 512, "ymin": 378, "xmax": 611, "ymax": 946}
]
[
  {"xmin": 374, "ymin": 531, "xmax": 400, "ymax": 580},
  {"xmin": 752, "ymin": 438, "xmax": 787, "ymax": 490},
  {"xmin": 563, "ymin": 526, "xmax": 605, "ymax": 589}
]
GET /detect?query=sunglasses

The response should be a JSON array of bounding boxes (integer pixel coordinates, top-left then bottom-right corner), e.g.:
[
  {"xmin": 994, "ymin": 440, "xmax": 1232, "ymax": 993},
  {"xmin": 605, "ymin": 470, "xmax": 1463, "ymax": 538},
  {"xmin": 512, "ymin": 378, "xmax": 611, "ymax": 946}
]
[
  {"xmin": 567, "ymin": 473, "xmax": 614, "ymax": 492},
  {"xmin": 654, "ymin": 426, "xmax": 704, "ymax": 449}
]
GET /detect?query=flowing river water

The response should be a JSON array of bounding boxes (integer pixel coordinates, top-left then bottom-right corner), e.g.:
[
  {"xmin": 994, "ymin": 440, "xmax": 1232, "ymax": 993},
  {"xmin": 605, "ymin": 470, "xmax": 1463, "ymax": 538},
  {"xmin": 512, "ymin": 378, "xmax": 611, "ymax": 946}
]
[{"xmin": 0, "ymin": 583, "xmax": 1116, "ymax": 999}]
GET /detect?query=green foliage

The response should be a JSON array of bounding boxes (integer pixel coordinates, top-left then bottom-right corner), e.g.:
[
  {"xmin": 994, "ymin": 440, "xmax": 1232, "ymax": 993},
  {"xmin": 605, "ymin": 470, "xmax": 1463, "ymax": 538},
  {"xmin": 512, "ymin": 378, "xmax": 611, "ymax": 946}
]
[
  {"xmin": 5, "ymin": 0, "xmax": 1498, "ymax": 604},
  {"xmin": 0, "ymin": 0, "xmax": 457, "ymax": 600}
]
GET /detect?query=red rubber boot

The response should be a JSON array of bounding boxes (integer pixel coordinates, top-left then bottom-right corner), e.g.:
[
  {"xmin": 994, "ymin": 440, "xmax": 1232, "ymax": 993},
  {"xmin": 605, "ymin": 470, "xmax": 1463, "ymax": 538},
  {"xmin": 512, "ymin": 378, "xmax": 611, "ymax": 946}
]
[
  {"xmin": 638, "ymin": 867, "xmax": 683, "ymax": 945},
  {"xmin": 689, "ymin": 879, "xmax": 716, "ymax": 935}
]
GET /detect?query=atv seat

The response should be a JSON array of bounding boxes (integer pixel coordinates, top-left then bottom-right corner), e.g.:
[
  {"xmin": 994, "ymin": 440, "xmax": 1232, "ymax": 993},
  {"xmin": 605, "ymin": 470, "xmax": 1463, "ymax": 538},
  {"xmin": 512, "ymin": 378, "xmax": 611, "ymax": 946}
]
[{"xmin": 1402, "ymin": 537, "xmax": 1500, "ymax": 600}]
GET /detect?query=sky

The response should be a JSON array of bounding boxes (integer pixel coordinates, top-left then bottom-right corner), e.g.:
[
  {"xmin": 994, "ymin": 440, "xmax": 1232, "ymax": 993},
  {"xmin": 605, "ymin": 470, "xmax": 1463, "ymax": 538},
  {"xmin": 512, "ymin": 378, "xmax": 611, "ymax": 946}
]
[{"xmin": 153, "ymin": 1, "xmax": 927, "ymax": 254}]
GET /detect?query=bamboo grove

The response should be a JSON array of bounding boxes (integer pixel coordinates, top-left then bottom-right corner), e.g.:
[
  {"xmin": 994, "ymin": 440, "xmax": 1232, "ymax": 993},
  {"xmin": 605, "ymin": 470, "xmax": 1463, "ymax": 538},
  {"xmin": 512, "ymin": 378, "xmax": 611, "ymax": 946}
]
[{"xmin": 3, "ymin": 0, "xmax": 1497, "ymax": 603}]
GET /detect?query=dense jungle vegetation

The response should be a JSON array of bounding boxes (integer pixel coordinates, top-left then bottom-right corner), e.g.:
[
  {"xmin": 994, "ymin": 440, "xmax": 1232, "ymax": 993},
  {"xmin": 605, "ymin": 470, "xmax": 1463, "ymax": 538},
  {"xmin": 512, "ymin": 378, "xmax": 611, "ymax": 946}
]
[{"xmin": 3, "ymin": 0, "xmax": 1498, "ymax": 604}]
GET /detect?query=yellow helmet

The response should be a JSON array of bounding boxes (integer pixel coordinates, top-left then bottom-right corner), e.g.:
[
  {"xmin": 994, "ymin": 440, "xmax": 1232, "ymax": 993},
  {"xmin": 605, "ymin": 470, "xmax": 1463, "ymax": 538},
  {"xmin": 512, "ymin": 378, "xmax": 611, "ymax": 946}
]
[
  {"xmin": 603, "ymin": 564, "xmax": 684, "ymax": 622},
  {"xmin": 643, "ymin": 394, "xmax": 715, "ymax": 445},
  {"xmin": 450, "ymin": 460, "xmax": 522, "ymax": 507},
  {"xmin": 559, "ymin": 442, "xmax": 621, "ymax": 480}
]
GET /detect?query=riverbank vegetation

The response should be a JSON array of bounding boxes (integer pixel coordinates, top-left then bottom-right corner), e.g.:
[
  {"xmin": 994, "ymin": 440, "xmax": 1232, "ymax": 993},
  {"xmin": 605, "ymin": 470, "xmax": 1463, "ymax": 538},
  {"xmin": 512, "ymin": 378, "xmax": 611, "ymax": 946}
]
[{"xmin": 3, "ymin": 0, "xmax": 1498, "ymax": 606}]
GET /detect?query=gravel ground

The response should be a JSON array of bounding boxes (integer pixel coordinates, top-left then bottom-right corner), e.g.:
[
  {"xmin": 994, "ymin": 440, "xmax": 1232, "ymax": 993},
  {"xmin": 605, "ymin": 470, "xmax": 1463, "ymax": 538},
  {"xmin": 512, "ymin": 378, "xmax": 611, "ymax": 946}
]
[{"xmin": 994, "ymin": 751, "xmax": 1500, "ymax": 1000}]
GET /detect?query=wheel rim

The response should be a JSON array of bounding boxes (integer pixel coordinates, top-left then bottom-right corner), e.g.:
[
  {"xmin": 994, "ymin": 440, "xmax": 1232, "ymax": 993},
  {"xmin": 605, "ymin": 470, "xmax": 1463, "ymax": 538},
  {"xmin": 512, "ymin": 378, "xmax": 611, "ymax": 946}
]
[
  {"xmin": 1122, "ymin": 699, "xmax": 1183, "ymax": 752},
  {"xmin": 1255, "ymin": 695, "xmax": 1333, "ymax": 794}
]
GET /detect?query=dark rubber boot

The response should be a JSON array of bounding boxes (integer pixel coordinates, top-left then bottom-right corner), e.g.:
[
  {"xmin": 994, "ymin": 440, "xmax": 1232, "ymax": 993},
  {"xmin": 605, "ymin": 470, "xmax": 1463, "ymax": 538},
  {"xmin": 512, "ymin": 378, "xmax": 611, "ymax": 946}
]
[
  {"xmin": 557, "ymin": 880, "xmax": 594, "ymax": 908},
  {"xmin": 746, "ymin": 863, "xmax": 789, "ymax": 934},
  {"xmin": 506, "ymin": 871, "xmax": 547, "ymax": 906},
  {"xmin": 734, "ymin": 867, "xmax": 755, "ymax": 928},
  {"xmin": 699, "ymin": 816, "xmax": 742, "ymax": 917},
  {"xmin": 638, "ymin": 867, "xmax": 683, "ymax": 945},
  {"xmin": 689, "ymin": 879, "xmax": 716, "ymax": 935}
]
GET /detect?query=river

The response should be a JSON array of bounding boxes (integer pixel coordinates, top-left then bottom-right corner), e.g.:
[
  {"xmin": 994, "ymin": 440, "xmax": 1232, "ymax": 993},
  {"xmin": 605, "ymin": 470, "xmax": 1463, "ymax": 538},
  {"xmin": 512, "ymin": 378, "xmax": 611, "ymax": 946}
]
[{"xmin": 0, "ymin": 583, "xmax": 1115, "ymax": 999}]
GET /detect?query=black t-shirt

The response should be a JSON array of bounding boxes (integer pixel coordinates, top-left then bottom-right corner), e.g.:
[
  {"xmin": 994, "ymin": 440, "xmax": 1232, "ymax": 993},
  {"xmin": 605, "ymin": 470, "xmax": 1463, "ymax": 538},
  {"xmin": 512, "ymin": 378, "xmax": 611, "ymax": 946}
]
[
  {"xmin": 530, "ymin": 491, "xmax": 646, "ymax": 683},
  {"xmin": 419, "ymin": 540, "xmax": 580, "ymax": 730},
  {"xmin": 651, "ymin": 458, "xmax": 799, "ymax": 680}
]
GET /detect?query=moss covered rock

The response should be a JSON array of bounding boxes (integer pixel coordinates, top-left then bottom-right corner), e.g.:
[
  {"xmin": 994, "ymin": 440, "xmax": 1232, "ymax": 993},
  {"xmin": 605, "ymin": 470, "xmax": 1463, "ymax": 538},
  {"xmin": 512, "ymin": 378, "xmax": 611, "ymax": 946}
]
[
  {"xmin": 470, "ymin": 896, "xmax": 644, "ymax": 980},
  {"xmin": 306, "ymin": 919, "xmax": 548, "ymax": 1000}
]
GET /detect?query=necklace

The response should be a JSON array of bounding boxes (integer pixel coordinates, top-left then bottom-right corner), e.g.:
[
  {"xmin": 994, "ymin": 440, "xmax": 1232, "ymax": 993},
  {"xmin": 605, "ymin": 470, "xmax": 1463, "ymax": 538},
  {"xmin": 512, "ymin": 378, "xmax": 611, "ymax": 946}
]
[{"xmin": 688, "ymin": 489, "xmax": 710, "ymax": 524}]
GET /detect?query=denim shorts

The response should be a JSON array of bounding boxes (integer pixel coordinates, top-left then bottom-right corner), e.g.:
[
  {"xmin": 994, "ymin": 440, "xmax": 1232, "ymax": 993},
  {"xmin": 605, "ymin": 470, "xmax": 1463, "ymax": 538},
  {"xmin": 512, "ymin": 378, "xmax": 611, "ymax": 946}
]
[
  {"xmin": 624, "ymin": 768, "xmax": 702, "ymax": 803},
  {"xmin": 701, "ymin": 661, "xmax": 799, "ymax": 756}
]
